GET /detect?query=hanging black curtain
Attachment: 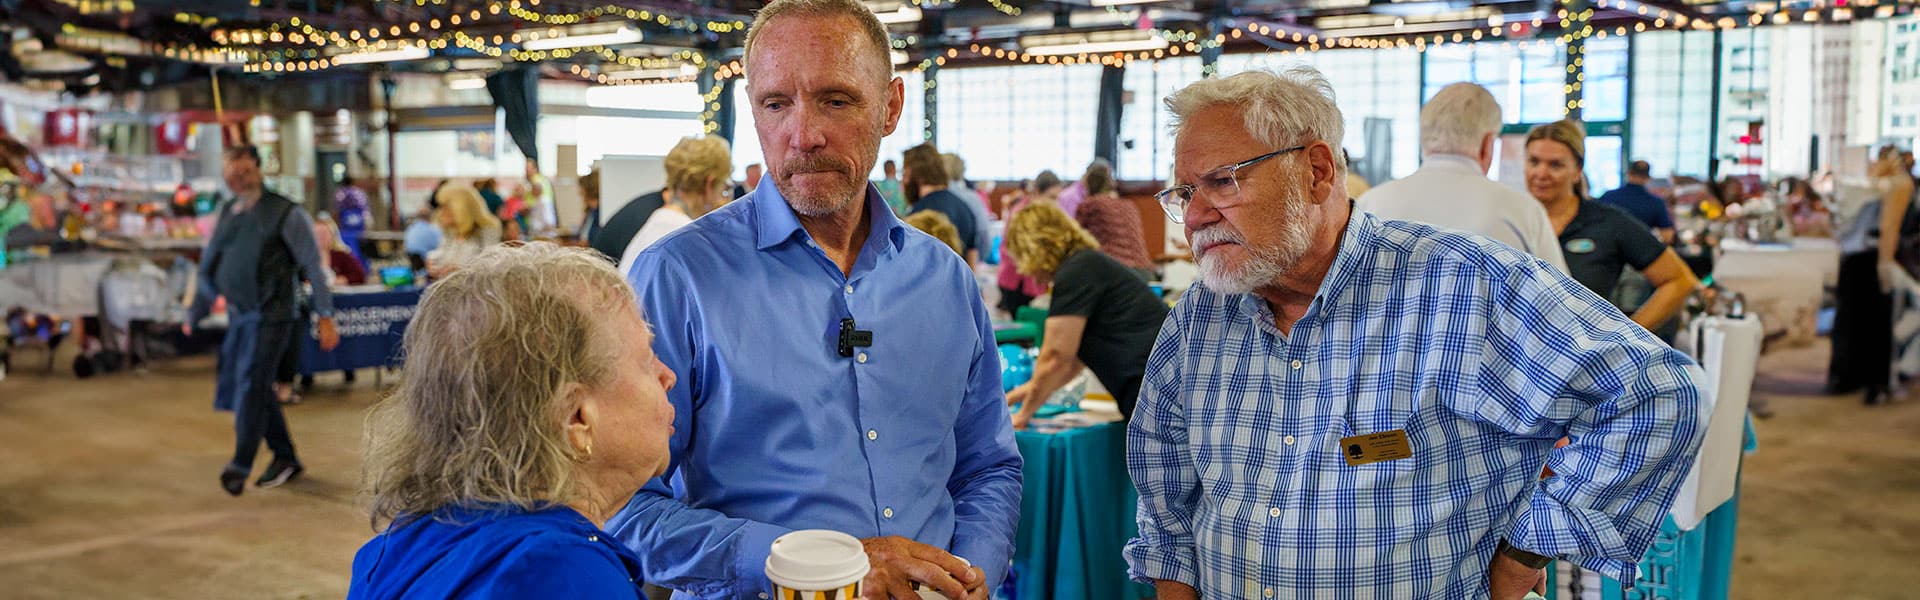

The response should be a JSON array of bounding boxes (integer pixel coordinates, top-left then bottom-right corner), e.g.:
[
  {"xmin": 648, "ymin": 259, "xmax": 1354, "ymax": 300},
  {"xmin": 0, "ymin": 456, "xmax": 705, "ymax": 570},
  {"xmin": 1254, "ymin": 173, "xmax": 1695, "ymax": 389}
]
[
  {"xmin": 1094, "ymin": 64, "xmax": 1125, "ymax": 169},
  {"xmin": 486, "ymin": 65, "xmax": 540, "ymax": 163}
]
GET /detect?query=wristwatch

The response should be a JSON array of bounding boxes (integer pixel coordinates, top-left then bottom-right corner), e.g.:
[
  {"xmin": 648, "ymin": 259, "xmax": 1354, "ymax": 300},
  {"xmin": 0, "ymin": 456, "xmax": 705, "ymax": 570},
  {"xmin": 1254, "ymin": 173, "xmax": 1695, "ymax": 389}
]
[{"xmin": 1497, "ymin": 540, "xmax": 1553, "ymax": 570}]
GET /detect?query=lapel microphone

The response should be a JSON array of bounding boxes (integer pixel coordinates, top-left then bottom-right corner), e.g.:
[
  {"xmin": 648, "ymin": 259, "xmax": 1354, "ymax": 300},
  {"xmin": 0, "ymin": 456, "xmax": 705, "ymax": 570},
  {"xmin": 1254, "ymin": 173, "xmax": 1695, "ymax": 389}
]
[{"xmin": 837, "ymin": 318, "xmax": 874, "ymax": 357}]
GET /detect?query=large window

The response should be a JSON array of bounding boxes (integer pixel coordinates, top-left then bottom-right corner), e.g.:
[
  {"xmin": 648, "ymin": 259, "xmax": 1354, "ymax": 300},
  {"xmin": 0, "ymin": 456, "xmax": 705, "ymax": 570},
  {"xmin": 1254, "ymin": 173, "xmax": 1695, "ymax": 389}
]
[
  {"xmin": 1582, "ymin": 37, "xmax": 1630, "ymax": 122},
  {"xmin": 1424, "ymin": 42, "xmax": 1569, "ymax": 125},
  {"xmin": 1884, "ymin": 15, "xmax": 1920, "ymax": 143},
  {"xmin": 1718, "ymin": 28, "xmax": 1771, "ymax": 179},
  {"xmin": 1117, "ymin": 57, "xmax": 1203, "ymax": 182},
  {"xmin": 1217, "ymin": 48, "xmax": 1422, "ymax": 180},
  {"xmin": 730, "ymin": 70, "xmax": 927, "ymax": 180},
  {"xmin": 1587, "ymin": 135, "xmax": 1625, "ymax": 197},
  {"xmin": 1630, "ymin": 31, "xmax": 1715, "ymax": 180},
  {"xmin": 937, "ymin": 64, "xmax": 1102, "ymax": 181}
]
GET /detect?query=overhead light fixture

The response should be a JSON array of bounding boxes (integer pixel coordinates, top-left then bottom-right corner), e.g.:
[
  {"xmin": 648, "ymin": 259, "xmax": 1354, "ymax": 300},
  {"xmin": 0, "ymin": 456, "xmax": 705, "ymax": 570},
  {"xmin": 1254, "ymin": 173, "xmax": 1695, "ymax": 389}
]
[
  {"xmin": 872, "ymin": 5, "xmax": 922, "ymax": 25},
  {"xmin": 1089, "ymin": 0, "xmax": 1162, "ymax": 5},
  {"xmin": 522, "ymin": 26, "xmax": 642, "ymax": 51},
  {"xmin": 330, "ymin": 46, "xmax": 430, "ymax": 65},
  {"xmin": 1020, "ymin": 30, "xmax": 1167, "ymax": 56},
  {"xmin": 447, "ymin": 75, "xmax": 486, "ymax": 90},
  {"xmin": 890, "ymin": 50, "xmax": 910, "ymax": 65},
  {"xmin": 604, "ymin": 64, "xmax": 701, "ymax": 81}
]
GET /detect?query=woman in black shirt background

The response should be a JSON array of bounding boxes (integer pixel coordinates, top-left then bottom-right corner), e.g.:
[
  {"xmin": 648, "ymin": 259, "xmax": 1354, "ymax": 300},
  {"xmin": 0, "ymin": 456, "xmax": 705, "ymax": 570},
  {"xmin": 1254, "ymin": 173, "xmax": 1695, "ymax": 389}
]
[{"xmin": 1002, "ymin": 202, "xmax": 1168, "ymax": 427}]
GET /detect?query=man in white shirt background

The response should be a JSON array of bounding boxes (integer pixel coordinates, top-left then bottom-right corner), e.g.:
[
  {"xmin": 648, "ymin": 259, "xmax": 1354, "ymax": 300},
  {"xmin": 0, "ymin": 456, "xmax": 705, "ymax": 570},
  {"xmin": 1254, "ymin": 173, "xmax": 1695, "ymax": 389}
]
[{"xmin": 1358, "ymin": 82, "xmax": 1568, "ymax": 272}]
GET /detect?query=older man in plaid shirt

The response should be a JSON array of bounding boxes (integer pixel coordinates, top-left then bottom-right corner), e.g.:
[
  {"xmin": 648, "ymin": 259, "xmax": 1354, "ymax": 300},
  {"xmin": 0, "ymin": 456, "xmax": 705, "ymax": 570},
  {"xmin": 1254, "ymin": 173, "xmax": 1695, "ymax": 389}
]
[{"xmin": 1125, "ymin": 66, "xmax": 1708, "ymax": 600}]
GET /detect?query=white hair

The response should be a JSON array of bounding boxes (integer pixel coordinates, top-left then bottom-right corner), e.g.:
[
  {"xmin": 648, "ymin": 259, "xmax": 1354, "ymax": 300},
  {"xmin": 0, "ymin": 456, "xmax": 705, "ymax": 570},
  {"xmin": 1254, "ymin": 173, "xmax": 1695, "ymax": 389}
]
[
  {"xmin": 1166, "ymin": 66, "xmax": 1347, "ymax": 171},
  {"xmin": 1420, "ymin": 82, "xmax": 1503, "ymax": 159}
]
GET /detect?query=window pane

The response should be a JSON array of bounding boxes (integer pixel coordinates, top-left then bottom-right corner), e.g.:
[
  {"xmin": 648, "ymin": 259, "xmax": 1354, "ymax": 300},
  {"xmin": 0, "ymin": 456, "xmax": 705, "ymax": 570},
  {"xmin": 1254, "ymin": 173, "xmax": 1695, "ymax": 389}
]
[
  {"xmin": 1587, "ymin": 135, "xmax": 1625, "ymax": 196},
  {"xmin": 731, "ymin": 71, "xmax": 926, "ymax": 180},
  {"xmin": 1582, "ymin": 38, "xmax": 1629, "ymax": 122},
  {"xmin": 937, "ymin": 64, "xmax": 1101, "ymax": 181}
]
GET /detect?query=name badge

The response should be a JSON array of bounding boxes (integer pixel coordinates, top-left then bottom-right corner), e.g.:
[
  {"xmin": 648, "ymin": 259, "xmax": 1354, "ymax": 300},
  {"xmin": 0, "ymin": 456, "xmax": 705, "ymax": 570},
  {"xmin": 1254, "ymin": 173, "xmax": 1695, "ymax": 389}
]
[
  {"xmin": 1340, "ymin": 430, "xmax": 1414, "ymax": 466},
  {"xmin": 1565, "ymin": 238, "xmax": 1596, "ymax": 254}
]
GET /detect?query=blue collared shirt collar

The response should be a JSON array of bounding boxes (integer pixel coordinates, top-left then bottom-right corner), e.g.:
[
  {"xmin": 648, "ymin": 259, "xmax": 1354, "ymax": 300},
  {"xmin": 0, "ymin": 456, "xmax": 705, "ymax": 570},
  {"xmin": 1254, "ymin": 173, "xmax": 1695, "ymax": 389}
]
[
  {"xmin": 1241, "ymin": 203, "xmax": 1377, "ymax": 336},
  {"xmin": 751, "ymin": 180, "xmax": 908, "ymax": 256}
]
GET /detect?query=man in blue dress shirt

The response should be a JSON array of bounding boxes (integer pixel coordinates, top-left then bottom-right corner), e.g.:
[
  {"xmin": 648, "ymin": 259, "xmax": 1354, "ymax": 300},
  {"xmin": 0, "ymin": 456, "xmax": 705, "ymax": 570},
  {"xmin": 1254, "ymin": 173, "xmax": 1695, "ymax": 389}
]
[
  {"xmin": 607, "ymin": 1, "xmax": 1022, "ymax": 598},
  {"xmin": 1125, "ymin": 68, "xmax": 1707, "ymax": 599},
  {"xmin": 1597, "ymin": 160, "xmax": 1677, "ymax": 242}
]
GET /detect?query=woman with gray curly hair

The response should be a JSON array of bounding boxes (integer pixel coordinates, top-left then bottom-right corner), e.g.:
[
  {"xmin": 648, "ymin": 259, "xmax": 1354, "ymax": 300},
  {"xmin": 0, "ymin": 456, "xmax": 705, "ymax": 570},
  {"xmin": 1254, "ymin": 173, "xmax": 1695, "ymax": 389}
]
[{"xmin": 348, "ymin": 242, "xmax": 676, "ymax": 599}]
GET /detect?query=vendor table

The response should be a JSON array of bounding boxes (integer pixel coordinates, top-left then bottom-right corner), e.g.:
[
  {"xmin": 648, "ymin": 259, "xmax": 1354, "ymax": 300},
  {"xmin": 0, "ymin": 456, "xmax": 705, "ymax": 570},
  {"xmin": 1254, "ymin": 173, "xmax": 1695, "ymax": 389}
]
[
  {"xmin": 1712, "ymin": 238, "xmax": 1839, "ymax": 349},
  {"xmin": 297, "ymin": 288, "xmax": 419, "ymax": 376},
  {"xmin": 1008, "ymin": 415, "xmax": 1154, "ymax": 600},
  {"xmin": 0, "ymin": 253, "xmax": 115, "ymax": 315}
]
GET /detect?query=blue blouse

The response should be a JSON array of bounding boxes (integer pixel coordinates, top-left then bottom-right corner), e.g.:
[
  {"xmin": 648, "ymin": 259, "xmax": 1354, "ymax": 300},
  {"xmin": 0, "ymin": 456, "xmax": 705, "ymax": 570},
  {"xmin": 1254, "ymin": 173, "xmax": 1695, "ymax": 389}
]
[{"xmin": 349, "ymin": 504, "xmax": 644, "ymax": 600}]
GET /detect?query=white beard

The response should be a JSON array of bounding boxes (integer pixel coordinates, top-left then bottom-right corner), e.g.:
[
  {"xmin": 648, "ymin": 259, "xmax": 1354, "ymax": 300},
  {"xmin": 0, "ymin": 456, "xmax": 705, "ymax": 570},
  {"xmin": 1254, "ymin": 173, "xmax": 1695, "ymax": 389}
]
[{"xmin": 1192, "ymin": 186, "xmax": 1315, "ymax": 294}]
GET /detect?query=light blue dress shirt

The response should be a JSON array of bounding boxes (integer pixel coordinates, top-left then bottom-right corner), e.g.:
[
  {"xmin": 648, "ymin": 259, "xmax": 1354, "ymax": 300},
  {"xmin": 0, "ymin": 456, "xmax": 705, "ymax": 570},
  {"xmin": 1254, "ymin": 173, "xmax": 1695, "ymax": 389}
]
[
  {"xmin": 1126, "ymin": 210, "xmax": 1707, "ymax": 598},
  {"xmin": 607, "ymin": 183, "xmax": 1023, "ymax": 598}
]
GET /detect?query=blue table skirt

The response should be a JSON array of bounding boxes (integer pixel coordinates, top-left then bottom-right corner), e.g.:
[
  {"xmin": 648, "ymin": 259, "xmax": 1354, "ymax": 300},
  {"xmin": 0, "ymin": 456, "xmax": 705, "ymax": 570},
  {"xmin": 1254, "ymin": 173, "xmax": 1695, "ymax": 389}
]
[
  {"xmin": 1009, "ymin": 421, "xmax": 1155, "ymax": 600},
  {"xmin": 297, "ymin": 289, "xmax": 419, "ymax": 376}
]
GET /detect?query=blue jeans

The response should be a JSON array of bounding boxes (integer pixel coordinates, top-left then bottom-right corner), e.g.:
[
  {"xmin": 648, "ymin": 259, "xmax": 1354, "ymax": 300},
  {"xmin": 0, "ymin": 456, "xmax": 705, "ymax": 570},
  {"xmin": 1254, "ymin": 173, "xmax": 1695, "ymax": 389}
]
[{"xmin": 215, "ymin": 311, "xmax": 298, "ymax": 471}]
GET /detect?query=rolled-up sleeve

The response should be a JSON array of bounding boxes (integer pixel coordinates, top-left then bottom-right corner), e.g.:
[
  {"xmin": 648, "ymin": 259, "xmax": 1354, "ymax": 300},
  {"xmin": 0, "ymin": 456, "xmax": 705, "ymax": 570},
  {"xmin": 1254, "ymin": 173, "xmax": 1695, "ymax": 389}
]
[
  {"xmin": 945, "ymin": 272, "xmax": 1022, "ymax": 588},
  {"xmin": 1124, "ymin": 310, "xmax": 1201, "ymax": 586},
  {"xmin": 1481, "ymin": 260, "xmax": 1708, "ymax": 581}
]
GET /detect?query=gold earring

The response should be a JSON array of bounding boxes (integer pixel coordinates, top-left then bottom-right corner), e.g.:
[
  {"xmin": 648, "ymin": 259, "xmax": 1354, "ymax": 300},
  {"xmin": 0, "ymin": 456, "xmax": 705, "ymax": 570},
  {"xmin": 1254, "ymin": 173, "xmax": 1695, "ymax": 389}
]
[{"xmin": 579, "ymin": 442, "xmax": 593, "ymax": 462}]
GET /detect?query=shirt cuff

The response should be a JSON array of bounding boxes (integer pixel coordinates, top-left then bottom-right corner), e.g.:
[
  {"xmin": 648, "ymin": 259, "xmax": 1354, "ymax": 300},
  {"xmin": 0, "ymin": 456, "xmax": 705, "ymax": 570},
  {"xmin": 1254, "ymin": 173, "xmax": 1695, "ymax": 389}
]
[
  {"xmin": 950, "ymin": 535, "xmax": 1012, "ymax": 590},
  {"xmin": 722, "ymin": 519, "xmax": 792, "ymax": 598},
  {"xmin": 1123, "ymin": 536, "xmax": 1198, "ymax": 586},
  {"xmin": 1505, "ymin": 486, "xmax": 1636, "ymax": 582},
  {"xmin": 1572, "ymin": 556, "xmax": 1639, "ymax": 584}
]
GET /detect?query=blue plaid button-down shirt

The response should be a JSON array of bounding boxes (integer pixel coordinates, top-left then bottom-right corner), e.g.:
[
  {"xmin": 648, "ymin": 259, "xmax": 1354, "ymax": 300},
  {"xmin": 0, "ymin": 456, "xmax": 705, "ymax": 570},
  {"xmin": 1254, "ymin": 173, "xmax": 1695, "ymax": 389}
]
[{"xmin": 1125, "ymin": 210, "xmax": 1707, "ymax": 598}]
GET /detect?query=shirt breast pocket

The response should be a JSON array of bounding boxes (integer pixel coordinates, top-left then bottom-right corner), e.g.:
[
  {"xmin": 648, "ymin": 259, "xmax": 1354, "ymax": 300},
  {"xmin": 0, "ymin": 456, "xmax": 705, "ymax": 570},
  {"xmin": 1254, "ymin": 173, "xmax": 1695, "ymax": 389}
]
[{"xmin": 1332, "ymin": 400, "xmax": 1425, "ymax": 478}]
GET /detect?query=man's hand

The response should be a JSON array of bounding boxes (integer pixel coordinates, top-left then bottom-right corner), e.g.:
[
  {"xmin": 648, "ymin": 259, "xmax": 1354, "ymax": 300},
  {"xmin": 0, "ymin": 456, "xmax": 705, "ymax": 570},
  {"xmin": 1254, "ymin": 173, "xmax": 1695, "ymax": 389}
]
[
  {"xmin": 1488, "ymin": 550, "xmax": 1546, "ymax": 600},
  {"xmin": 859, "ymin": 536, "xmax": 974, "ymax": 600},
  {"xmin": 1153, "ymin": 580, "xmax": 1199, "ymax": 600},
  {"xmin": 962, "ymin": 566, "xmax": 989, "ymax": 600},
  {"xmin": 316, "ymin": 317, "xmax": 341, "ymax": 352}
]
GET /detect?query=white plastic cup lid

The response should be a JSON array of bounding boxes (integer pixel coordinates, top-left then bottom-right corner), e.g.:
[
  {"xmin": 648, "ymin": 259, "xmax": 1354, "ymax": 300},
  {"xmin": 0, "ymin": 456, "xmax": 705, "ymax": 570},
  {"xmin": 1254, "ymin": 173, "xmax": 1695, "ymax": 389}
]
[{"xmin": 765, "ymin": 529, "xmax": 870, "ymax": 590}]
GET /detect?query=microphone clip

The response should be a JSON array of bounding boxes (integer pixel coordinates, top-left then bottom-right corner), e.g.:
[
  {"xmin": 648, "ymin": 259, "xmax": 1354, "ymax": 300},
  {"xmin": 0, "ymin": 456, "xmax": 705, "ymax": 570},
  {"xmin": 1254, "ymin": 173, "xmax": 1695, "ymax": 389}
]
[{"xmin": 837, "ymin": 318, "xmax": 874, "ymax": 358}]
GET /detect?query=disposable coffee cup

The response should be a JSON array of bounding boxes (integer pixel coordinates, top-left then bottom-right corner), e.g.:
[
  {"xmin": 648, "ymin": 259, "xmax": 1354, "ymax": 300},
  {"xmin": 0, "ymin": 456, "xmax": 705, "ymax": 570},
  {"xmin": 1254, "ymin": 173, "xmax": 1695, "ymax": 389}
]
[{"xmin": 766, "ymin": 530, "xmax": 869, "ymax": 600}]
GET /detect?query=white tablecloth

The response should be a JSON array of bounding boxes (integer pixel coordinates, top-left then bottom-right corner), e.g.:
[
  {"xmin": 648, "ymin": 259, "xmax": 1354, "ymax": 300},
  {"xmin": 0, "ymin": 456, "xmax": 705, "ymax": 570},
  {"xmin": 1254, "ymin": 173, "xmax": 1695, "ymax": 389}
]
[
  {"xmin": 0, "ymin": 253, "xmax": 116, "ymax": 316},
  {"xmin": 1712, "ymin": 238, "xmax": 1840, "ymax": 348}
]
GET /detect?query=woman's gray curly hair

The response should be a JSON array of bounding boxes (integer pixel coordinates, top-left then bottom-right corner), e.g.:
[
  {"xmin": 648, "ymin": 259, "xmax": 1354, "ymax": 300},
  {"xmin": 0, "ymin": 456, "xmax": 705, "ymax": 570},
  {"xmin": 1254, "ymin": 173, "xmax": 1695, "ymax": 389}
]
[{"xmin": 361, "ymin": 242, "xmax": 637, "ymax": 529}]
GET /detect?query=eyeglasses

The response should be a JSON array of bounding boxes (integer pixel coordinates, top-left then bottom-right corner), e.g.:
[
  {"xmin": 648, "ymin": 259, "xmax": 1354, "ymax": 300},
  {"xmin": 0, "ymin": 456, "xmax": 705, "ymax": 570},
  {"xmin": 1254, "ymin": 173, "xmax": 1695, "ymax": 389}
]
[{"xmin": 1155, "ymin": 145, "xmax": 1307, "ymax": 224}]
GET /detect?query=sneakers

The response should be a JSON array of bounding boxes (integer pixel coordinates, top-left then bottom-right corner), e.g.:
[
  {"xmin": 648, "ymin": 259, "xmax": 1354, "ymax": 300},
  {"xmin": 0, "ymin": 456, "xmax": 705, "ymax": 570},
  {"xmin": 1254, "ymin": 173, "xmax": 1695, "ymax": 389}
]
[
  {"xmin": 219, "ymin": 465, "xmax": 249, "ymax": 497},
  {"xmin": 256, "ymin": 459, "xmax": 305, "ymax": 489}
]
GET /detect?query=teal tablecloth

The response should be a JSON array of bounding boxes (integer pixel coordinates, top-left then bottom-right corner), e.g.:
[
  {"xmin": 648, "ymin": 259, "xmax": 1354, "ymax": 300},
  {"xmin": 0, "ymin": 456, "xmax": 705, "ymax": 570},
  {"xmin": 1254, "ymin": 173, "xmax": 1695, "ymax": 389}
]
[
  {"xmin": 1009, "ymin": 421, "xmax": 1154, "ymax": 600},
  {"xmin": 994, "ymin": 320, "xmax": 1039, "ymax": 345}
]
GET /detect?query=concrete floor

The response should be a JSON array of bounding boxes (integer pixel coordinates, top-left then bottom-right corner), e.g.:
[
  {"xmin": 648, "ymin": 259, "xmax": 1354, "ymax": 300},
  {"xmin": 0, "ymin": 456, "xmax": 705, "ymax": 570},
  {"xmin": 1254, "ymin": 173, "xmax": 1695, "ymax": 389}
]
[{"xmin": 0, "ymin": 341, "xmax": 1915, "ymax": 599}]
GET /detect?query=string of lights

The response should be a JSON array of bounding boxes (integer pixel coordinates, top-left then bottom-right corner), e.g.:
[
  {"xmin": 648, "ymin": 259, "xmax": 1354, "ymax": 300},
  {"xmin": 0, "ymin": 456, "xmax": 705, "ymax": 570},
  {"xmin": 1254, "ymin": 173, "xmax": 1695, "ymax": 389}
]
[
  {"xmin": 62, "ymin": 0, "xmax": 1920, "ymax": 81},
  {"xmin": 214, "ymin": 1, "xmax": 744, "ymax": 51}
]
